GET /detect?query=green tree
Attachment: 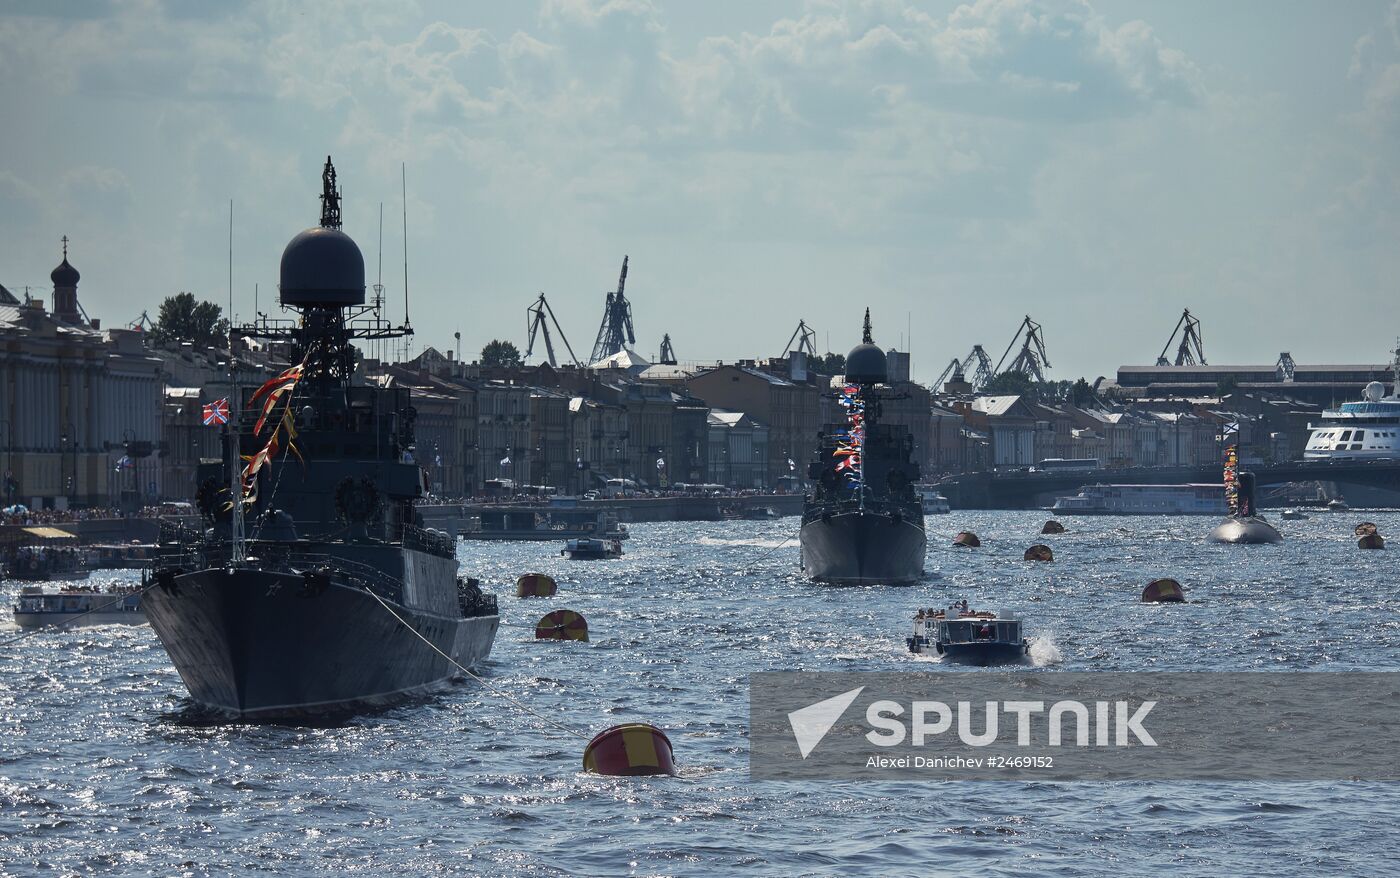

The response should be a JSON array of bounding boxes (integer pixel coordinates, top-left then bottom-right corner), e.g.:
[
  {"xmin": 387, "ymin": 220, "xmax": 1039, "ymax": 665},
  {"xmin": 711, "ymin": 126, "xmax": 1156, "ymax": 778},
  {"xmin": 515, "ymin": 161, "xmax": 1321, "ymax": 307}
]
[
  {"xmin": 1216, "ymin": 375, "xmax": 1239, "ymax": 398},
  {"xmin": 149, "ymin": 292, "xmax": 230, "ymax": 347},
  {"xmin": 1070, "ymin": 377, "xmax": 1094, "ymax": 406},
  {"xmin": 982, "ymin": 370, "xmax": 1035, "ymax": 397},
  {"xmin": 812, "ymin": 352, "xmax": 845, "ymax": 375},
  {"xmin": 481, "ymin": 339, "xmax": 523, "ymax": 368}
]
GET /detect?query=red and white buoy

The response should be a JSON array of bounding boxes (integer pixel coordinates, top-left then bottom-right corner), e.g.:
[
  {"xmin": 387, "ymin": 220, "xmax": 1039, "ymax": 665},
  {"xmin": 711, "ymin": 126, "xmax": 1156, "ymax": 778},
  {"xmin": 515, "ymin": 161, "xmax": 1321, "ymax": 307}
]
[
  {"xmin": 535, "ymin": 609, "xmax": 589, "ymax": 641},
  {"xmin": 583, "ymin": 723, "xmax": 677, "ymax": 776},
  {"xmin": 516, "ymin": 572, "xmax": 558, "ymax": 597},
  {"xmin": 1142, "ymin": 578, "xmax": 1186, "ymax": 603}
]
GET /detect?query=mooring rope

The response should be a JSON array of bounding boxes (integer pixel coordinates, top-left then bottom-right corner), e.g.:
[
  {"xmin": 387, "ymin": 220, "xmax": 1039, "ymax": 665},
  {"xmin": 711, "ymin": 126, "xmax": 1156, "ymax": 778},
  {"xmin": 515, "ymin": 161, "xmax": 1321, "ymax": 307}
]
[
  {"xmin": 742, "ymin": 533, "xmax": 795, "ymax": 571},
  {"xmin": 0, "ymin": 583, "xmax": 155, "ymax": 648},
  {"xmin": 362, "ymin": 588, "xmax": 591, "ymax": 741}
]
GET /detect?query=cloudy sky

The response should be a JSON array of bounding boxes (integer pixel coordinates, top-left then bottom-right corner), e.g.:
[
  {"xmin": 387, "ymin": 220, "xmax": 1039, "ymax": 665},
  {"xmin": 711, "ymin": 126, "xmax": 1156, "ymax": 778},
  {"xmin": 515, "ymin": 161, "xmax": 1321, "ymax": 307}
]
[{"xmin": 2, "ymin": 0, "xmax": 1398, "ymax": 381}]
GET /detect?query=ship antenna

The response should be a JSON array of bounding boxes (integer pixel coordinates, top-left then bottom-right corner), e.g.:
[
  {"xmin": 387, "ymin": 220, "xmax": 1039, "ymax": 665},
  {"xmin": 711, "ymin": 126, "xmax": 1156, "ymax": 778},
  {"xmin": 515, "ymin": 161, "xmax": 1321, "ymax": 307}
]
[
  {"xmin": 401, "ymin": 163, "xmax": 412, "ymax": 334},
  {"xmin": 228, "ymin": 198, "xmax": 246, "ymax": 564}
]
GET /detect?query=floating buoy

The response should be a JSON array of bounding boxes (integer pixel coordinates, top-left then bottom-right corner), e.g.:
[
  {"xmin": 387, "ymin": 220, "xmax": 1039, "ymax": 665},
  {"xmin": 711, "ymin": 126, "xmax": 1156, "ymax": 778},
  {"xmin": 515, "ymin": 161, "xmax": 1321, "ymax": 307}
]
[
  {"xmin": 1358, "ymin": 533, "xmax": 1386, "ymax": 550},
  {"xmin": 1142, "ymin": 578, "xmax": 1186, "ymax": 603},
  {"xmin": 535, "ymin": 609, "xmax": 589, "ymax": 641},
  {"xmin": 1023, "ymin": 544, "xmax": 1053, "ymax": 562},
  {"xmin": 583, "ymin": 723, "xmax": 676, "ymax": 776},
  {"xmin": 516, "ymin": 572, "xmax": 558, "ymax": 597},
  {"xmin": 953, "ymin": 531, "xmax": 981, "ymax": 548},
  {"xmin": 1355, "ymin": 522, "xmax": 1378, "ymax": 538},
  {"xmin": 1040, "ymin": 520, "xmax": 1065, "ymax": 535}
]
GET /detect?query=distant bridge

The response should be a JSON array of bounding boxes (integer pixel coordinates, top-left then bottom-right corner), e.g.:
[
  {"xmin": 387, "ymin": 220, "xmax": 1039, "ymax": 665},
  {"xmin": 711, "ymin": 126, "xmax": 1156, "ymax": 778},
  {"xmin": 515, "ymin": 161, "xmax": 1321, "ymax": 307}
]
[{"xmin": 936, "ymin": 460, "xmax": 1400, "ymax": 509}]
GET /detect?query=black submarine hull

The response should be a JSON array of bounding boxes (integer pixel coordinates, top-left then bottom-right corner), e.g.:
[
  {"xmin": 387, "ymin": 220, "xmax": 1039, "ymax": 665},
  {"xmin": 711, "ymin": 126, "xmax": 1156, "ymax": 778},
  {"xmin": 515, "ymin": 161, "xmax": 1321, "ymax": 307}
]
[
  {"xmin": 800, "ymin": 512, "xmax": 926, "ymax": 585},
  {"xmin": 144, "ymin": 568, "xmax": 499, "ymax": 720},
  {"xmin": 1208, "ymin": 516, "xmax": 1283, "ymax": 544}
]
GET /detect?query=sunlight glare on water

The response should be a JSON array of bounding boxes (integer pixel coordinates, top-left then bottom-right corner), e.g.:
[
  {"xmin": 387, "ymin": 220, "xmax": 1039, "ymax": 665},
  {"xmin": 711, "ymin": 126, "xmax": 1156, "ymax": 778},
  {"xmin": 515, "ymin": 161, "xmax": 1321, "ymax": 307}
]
[{"xmin": 2, "ymin": 511, "xmax": 1398, "ymax": 876}]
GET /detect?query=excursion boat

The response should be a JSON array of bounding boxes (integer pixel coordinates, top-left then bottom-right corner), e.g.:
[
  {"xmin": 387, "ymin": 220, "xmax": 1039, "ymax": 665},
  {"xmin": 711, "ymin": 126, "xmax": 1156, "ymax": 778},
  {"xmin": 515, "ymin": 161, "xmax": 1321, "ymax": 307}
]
[
  {"xmin": 917, "ymin": 487, "xmax": 951, "ymax": 515},
  {"xmin": 1050, "ymin": 483, "xmax": 1227, "ymax": 515},
  {"xmin": 561, "ymin": 537, "xmax": 624, "ymax": 560},
  {"xmin": 907, "ymin": 605, "xmax": 1028, "ymax": 665},
  {"xmin": 84, "ymin": 542, "xmax": 157, "ymax": 569},
  {"xmin": 1327, "ymin": 497, "xmax": 1350, "ymax": 512},
  {"xmin": 2, "ymin": 545, "xmax": 89, "ymax": 581},
  {"xmin": 12, "ymin": 584, "xmax": 144, "ymax": 628}
]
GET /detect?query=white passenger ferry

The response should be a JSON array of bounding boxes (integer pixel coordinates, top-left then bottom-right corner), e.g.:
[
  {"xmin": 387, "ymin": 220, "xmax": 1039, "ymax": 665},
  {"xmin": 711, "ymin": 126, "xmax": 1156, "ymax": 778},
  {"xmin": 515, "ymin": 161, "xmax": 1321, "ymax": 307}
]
[
  {"xmin": 1304, "ymin": 370, "xmax": 1400, "ymax": 460},
  {"xmin": 1050, "ymin": 483, "xmax": 1227, "ymax": 515}
]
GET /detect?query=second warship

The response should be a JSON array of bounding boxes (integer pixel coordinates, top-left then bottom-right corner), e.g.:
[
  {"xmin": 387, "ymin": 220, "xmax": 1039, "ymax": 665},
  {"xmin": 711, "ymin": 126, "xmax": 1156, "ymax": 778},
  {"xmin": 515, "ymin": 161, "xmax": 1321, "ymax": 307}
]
[
  {"xmin": 144, "ymin": 158, "xmax": 499, "ymax": 720},
  {"xmin": 799, "ymin": 312, "xmax": 927, "ymax": 585}
]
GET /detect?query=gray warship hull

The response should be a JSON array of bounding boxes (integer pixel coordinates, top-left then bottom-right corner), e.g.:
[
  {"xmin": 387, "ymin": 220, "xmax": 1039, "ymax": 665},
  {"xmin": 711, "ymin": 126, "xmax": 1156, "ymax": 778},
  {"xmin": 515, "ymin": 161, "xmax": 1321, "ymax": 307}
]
[
  {"xmin": 145, "ymin": 567, "xmax": 499, "ymax": 720},
  {"xmin": 800, "ymin": 512, "xmax": 926, "ymax": 585}
]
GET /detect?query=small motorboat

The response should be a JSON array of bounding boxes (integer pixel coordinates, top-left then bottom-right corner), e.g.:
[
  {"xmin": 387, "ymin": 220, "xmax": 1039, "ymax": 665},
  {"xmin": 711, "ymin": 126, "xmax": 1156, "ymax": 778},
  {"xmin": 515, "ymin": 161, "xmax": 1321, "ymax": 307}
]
[
  {"xmin": 1280, "ymin": 508, "xmax": 1309, "ymax": 520},
  {"xmin": 907, "ymin": 603, "xmax": 1028, "ymax": 665},
  {"xmin": 1327, "ymin": 497, "xmax": 1350, "ymax": 512},
  {"xmin": 11, "ymin": 584, "xmax": 145, "ymax": 628},
  {"xmin": 561, "ymin": 537, "xmax": 624, "ymax": 560}
]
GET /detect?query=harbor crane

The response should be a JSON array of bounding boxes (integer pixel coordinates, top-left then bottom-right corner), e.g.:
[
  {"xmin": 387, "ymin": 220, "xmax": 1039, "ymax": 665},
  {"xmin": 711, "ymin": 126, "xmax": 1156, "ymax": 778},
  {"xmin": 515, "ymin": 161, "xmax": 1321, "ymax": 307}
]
[
  {"xmin": 780, "ymin": 319, "xmax": 819, "ymax": 358},
  {"xmin": 933, "ymin": 358, "xmax": 966, "ymax": 391},
  {"xmin": 589, "ymin": 255, "xmax": 635, "ymax": 364},
  {"xmin": 933, "ymin": 345, "xmax": 996, "ymax": 392},
  {"xmin": 128, "ymin": 310, "xmax": 154, "ymax": 332},
  {"xmin": 659, "ymin": 333, "xmax": 677, "ymax": 365},
  {"xmin": 1156, "ymin": 308, "xmax": 1206, "ymax": 366},
  {"xmin": 525, "ymin": 292, "xmax": 581, "ymax": 367},
  {"xmin": 994, "ymin": 316, "xmax": 1051, "ymax": 382}
]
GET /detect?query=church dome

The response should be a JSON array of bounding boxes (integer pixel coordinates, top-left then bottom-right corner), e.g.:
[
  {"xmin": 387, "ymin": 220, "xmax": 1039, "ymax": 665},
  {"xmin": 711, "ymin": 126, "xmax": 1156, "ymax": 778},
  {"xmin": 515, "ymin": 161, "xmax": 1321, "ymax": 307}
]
[
  {"xmin": 51, "ymin": 257, "xmax": 80, "ymax": 287},
  {"xmin": 844, "ymin": 343, "xmax": 887, "ymax": 384},
  {"xmin": 279, "ymin": 226, "xmax": 365, "ymax": 307}
]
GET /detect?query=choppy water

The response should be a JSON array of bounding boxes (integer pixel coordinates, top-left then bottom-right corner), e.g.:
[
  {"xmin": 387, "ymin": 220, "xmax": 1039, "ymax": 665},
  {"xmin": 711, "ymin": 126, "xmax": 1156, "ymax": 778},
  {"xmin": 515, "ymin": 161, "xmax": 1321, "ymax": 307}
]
[{"xmin": 2, "ymin": 511, "xmax": 1398, "ymax": 876}]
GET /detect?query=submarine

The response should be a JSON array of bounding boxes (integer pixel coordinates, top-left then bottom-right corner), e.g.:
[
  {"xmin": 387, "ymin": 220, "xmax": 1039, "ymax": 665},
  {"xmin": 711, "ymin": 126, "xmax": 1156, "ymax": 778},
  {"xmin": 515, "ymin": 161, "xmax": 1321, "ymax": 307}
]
[{"xmin": 1209, "ymin": 470, "xmax": 1282, "ymax": 544}]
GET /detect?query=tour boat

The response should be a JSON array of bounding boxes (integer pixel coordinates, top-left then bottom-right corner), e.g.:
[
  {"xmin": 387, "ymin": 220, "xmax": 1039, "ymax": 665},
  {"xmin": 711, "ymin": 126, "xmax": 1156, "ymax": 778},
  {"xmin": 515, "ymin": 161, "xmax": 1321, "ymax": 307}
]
[
  {"xmin": 561, "ymin": 537, "xmax": 624, "ymax": 560},
  {"xmin": 11, "ymin": 584, "xmax": 144, "ymax": 628},
  {"xmin": 1050, "ymin": 483, "xmax": 1227, "ymax": 515},
  {"xmin": 907, "ymin": 605, "xmax": 1028, "ymax": 665}
]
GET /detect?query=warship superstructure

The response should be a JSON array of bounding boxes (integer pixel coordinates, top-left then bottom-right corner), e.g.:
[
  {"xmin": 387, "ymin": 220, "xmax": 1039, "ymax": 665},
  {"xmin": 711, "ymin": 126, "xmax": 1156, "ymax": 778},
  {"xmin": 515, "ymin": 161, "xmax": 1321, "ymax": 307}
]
[
  {"xmin": 145, "ymin": 158, "xmax": 498, "ymax": 720},
  {"xmin": 799, "ymin": 314, "xmax": 926, "ymax": 585}
]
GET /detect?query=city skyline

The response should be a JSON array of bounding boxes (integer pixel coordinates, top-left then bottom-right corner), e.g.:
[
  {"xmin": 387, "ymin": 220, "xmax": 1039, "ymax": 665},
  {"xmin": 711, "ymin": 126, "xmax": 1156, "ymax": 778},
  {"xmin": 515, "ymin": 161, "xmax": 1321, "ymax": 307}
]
[{"xmin": 2, "ymin": 0, "xmax": 1398, "ymax": 380}]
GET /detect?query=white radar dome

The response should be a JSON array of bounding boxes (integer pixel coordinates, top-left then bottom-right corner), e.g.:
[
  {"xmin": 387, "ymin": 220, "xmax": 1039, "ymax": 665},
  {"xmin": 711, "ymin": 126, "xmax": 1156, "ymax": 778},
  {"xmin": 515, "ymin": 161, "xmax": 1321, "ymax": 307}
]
[{"xmin": 1363, "ymin": 381, "xmax": 1386, "ymax": 402}]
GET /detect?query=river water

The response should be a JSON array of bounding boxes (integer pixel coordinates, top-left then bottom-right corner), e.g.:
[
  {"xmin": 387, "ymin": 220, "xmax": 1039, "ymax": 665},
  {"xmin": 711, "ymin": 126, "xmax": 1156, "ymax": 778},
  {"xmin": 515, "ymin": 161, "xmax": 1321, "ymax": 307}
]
[{"xmin": 2, "ymin": 511, "xmax": 1398, "ymax": 876}]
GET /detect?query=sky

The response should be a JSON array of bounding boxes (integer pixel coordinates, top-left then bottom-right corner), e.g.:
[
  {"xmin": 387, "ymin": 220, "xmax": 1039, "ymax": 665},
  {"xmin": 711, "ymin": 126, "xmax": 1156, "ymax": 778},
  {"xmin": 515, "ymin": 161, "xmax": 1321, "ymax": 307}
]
[{"xmin": 2, "ymin": 0, "xmax": 1398, "ymax": 382}]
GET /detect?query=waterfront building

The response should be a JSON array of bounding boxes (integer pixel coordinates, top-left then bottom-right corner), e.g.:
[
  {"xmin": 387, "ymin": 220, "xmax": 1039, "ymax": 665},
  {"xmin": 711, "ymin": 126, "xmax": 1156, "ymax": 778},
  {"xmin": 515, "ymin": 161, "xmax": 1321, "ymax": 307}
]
[
  {"xmin": 0, "ymin": 244, "xmax": 164, "ymax": 509},
  {"xmin": 706, "ymin": 411, "xmax": 770, "ymax": 488},
  {"xmin": 1108, "ymin": 361, "xmax": 1395, "ymax": 407}
]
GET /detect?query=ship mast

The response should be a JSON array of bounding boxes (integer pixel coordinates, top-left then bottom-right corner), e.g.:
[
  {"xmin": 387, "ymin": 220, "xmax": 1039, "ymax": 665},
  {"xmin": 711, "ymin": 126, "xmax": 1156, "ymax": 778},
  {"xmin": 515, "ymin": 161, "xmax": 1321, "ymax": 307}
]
[{"xmin": 228, "ymin": 199, "xmax": 246, "ymax": 563}]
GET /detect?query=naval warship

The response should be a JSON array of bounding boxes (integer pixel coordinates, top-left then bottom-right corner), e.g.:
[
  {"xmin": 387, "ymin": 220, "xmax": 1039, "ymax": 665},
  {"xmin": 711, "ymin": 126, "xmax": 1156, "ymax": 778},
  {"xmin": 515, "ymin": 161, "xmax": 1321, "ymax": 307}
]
[
  {"xmin": 800, "ymin": 313, "xmax": 927, "ymax": 585},
  {"xmin": 145, "ymin": 158, "xmax": 499, "ymax": 720}
]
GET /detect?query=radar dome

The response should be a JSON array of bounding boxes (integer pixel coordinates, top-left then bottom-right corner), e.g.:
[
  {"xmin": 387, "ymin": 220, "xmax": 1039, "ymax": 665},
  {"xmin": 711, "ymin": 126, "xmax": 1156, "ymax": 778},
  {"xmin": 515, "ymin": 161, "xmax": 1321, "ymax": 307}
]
[
  {"xmin": 279, "ymin": 227, "xmax": 366, "ymax": 307},
  {"xmin": 844, "ymin": 343, "xmax": 888, "ymax": 384},
  {"xmin": 1364, "ymin": 381, "xmax": 1386, "ymax": 402}
]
